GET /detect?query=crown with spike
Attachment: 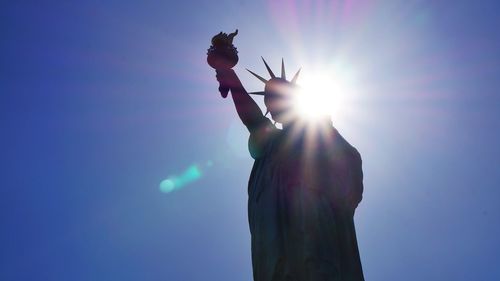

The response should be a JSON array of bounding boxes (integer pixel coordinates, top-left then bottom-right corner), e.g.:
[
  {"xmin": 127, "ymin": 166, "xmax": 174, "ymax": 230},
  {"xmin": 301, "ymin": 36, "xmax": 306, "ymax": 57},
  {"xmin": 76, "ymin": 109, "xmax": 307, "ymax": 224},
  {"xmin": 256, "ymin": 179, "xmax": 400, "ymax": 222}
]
[{"xmin": 247, "ymin": 57, "xmax": 301, "ymax": 97}]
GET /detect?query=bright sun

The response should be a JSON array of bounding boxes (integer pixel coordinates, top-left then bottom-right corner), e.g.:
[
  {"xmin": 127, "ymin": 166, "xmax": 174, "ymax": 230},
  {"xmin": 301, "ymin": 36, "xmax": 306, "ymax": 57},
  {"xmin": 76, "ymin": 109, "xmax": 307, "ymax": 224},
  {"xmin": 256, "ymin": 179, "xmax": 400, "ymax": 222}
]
[{"xmin": 294, "ymin": 69, "xmax": 354, "ymax": 121}]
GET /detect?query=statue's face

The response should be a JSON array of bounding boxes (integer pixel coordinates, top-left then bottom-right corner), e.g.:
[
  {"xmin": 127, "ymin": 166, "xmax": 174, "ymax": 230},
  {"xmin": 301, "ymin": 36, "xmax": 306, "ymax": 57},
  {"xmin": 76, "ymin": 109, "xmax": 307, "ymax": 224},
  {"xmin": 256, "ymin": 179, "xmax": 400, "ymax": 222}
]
[{"xmin": 264, "ymin": 79, "xmax": 298, "ymax": 124}]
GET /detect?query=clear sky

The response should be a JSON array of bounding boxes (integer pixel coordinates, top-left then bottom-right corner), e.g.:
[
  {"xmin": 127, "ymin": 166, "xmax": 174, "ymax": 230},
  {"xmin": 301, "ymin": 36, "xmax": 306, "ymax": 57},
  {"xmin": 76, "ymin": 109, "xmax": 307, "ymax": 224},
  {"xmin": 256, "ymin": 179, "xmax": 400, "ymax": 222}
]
[{"xmin": 1, "ymin": 1, "xmax": 499, "ymax": 280}]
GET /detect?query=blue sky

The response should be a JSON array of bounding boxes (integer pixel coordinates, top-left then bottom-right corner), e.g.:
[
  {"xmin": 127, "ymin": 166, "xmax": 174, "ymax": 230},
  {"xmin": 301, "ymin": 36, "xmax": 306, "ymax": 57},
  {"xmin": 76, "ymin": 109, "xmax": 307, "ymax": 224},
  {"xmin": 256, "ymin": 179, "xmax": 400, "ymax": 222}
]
[{"xmin": 1, "ymin": 1, "xmax": 499, "ymax": 280}]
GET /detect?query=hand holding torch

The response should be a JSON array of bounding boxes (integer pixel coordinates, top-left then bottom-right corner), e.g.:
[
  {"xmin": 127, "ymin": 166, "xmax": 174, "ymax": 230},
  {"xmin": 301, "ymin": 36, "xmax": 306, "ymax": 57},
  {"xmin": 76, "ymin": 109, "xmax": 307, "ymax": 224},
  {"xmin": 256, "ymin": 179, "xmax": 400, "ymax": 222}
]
[{"xmin": 207, "ymin": 29, "xmax": 239, "ymax": 98}]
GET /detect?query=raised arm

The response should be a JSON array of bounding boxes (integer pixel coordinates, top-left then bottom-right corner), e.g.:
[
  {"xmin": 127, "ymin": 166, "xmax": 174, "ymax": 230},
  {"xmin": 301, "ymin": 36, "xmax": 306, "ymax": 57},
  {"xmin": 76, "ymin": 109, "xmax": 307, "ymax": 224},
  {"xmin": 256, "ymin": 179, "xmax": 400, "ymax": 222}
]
[{"xmin": 216, "ymin": 69, "xmax": 265, "ymax": 131}]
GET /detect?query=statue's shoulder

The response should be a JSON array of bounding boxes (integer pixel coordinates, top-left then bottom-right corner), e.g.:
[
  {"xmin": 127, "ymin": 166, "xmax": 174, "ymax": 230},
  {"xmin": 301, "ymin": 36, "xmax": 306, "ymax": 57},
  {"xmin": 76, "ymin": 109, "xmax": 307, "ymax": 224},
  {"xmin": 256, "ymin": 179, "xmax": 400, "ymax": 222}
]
[
  {"xmin": 331, "ymin": 127, "xmax": 361, "ymax": 162},
  {"xmin": 248, "ymin": 117, "xmax": 279, "ymax": 159}
]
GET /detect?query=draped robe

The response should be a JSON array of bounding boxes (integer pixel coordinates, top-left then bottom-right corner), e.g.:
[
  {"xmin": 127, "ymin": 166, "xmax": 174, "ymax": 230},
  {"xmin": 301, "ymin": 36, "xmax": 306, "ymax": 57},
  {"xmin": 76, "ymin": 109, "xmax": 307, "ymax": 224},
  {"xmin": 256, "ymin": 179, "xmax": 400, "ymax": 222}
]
[{"xmin": 247, "ymin": 117, "xmax": 364, "ymax": 281}]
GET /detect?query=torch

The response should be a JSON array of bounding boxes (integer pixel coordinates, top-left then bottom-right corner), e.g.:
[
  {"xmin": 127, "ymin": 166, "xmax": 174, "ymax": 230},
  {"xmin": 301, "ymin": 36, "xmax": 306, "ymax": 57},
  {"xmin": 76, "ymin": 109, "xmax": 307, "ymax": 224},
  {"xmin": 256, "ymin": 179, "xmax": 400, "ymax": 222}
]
[{"xmin": 207, "ymin": 29, "xmax": 239, "ymax": 98}]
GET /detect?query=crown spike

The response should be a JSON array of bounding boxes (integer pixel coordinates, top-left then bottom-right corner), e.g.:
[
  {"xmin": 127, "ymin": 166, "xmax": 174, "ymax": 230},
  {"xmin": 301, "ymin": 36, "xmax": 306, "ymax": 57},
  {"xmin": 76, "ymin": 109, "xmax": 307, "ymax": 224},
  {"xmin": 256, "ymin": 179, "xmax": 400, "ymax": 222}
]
[
  {"xmin": 291, "ymin": 68, "xmax": 301, "ymax": 84},
  {"xmin": 261, "ymin": 57, "xmax": 276, "ymax": 78},
  {"xmin": 248, "ymin": 91, "xmax": 266, "ymax": 95},
  {"xmin": 246, "ymin": 69, "xmax": 268, "ymax": 84},
  {"xmin": 281, "ymin": 58, "xmax": 286, "ymax": 79}
]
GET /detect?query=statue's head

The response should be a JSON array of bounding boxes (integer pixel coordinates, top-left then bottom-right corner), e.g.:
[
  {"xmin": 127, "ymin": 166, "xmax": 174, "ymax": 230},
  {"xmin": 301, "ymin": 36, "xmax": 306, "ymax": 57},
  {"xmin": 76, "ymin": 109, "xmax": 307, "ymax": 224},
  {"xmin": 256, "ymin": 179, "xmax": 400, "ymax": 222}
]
[
  {"xmin": 263, "ymin": 78, "xmax": 297, "ymax": 123},
  {"xmin": 248, "ymin": 58, "xmax": 302, "ymax": 125}
]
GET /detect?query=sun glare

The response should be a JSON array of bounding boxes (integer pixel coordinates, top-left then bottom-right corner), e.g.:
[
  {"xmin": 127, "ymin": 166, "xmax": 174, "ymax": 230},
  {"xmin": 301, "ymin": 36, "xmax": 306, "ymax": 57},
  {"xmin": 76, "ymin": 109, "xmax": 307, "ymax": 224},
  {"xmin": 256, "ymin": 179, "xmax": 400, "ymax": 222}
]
[{"xmin": 294, "ymin": 69, "xmax": 354, "ymax": 121}]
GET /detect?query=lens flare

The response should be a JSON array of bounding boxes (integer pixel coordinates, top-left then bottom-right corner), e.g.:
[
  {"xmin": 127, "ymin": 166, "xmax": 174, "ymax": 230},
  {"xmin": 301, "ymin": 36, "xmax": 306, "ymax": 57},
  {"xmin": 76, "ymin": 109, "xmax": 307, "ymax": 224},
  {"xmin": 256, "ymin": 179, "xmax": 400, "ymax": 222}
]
[{"xmin": 159, "ymin": 164, "xmax": 204, "ymax": 193}]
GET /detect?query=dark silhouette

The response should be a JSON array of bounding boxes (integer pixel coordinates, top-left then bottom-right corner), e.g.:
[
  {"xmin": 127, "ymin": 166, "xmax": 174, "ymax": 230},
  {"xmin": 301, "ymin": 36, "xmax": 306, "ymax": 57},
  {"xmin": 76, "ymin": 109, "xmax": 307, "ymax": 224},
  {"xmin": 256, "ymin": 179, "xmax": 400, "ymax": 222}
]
[
  {"xmin": 209, "ymin": 31, "xmax": 364, "ymax": 281},
  {"xmin": 207, "ymin": 29, "xmax": 239, "ymax": 98}
]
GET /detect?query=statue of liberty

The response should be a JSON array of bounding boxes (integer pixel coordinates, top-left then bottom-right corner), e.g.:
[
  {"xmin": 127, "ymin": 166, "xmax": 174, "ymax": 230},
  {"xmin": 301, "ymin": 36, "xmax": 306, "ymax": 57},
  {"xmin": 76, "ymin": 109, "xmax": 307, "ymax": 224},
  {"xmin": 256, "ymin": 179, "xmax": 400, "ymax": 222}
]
[{"xmin": 208, "ymin": 31, "xmax": 365, "ymax": 281}]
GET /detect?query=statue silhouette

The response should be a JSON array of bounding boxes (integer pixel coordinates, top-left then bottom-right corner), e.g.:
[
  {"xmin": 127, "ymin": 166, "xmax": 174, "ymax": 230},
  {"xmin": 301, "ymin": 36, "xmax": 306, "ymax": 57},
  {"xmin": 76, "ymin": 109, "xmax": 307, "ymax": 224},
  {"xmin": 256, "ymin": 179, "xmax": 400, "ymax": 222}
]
[{"xmin": 216, "ymin": 59, "xmax": 364, "ymax": 281}]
